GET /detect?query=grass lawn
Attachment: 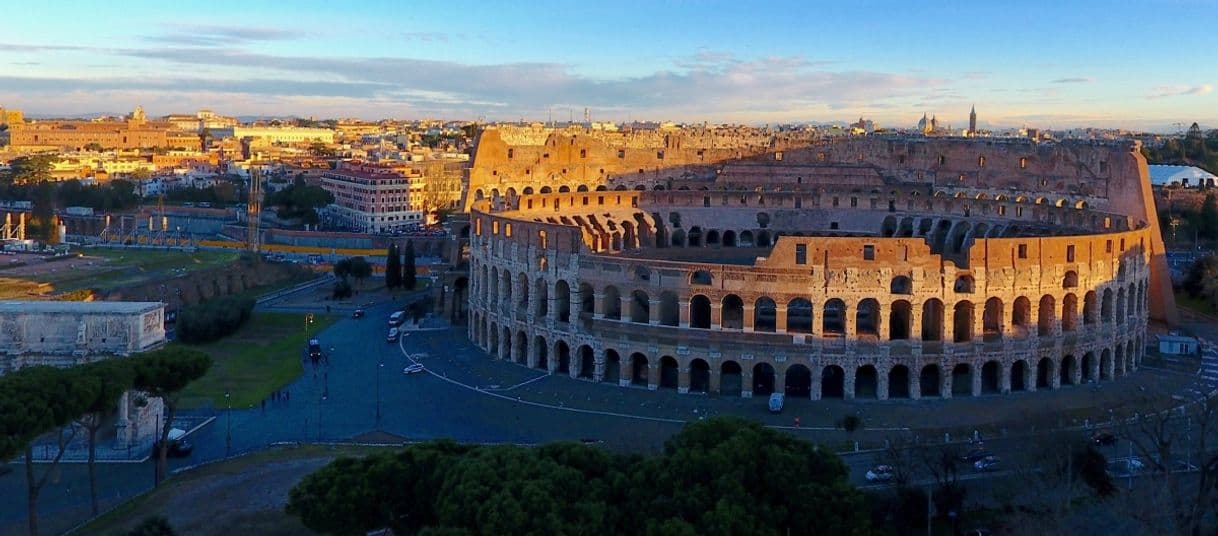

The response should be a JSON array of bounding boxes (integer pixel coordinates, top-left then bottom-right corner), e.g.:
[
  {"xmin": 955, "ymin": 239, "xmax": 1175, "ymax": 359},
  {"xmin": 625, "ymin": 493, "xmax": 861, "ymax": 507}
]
[
  {"xmin": 76, "ymin": 444, "xmax": 395, "ymax": 536},
  {"xmin": 1175, "ymin": 291, "xmax": 1214, "ymax": 316},
  {"xmin": 179, "ymin": 312, "xmax": 337, "ymax": 409}
]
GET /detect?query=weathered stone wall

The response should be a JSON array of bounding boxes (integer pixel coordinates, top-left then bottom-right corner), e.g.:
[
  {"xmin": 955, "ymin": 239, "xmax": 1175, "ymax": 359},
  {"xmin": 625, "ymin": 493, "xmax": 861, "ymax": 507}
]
[{"xmin": 104, "ymin": 257, "xmax": 303, "ymax": 310}]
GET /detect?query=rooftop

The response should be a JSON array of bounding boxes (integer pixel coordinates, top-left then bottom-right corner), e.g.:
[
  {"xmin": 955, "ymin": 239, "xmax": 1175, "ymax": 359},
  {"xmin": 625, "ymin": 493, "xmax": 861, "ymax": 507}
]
[{"xmin": 0, "ymin": 301, "xmax": 164, "ymax": 315}]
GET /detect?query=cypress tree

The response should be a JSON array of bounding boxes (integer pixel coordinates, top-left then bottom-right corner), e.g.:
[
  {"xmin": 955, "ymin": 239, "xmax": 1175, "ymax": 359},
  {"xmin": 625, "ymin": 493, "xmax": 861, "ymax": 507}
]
[
  {"xmin": 403, "ymin": 240, "xmax": 417, "ymax": 290},
  {"xmin": 385, "ymin": 243, "xmax": 401, "ymax": 289},
  {"xmin": 1200, "ymin": 192, "xmax": 1218, "ymax": 240}
]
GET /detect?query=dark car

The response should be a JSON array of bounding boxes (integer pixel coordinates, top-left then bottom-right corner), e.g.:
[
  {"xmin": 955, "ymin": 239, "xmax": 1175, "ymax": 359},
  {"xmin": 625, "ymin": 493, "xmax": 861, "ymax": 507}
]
[
  {"xmin": 1092, "ymin": 430, "xmax": 1117, "ymax": 446},
  {"xmin": 153, "ymin": 439, "xmax": 193, "ymax": 458},
  {"xmin": 352, "ymin": 309, "xmax": 365, "ymax": 319},
  {"xmin": 959, "ymin": 448, "xmax": 993, "ymax": 464}
]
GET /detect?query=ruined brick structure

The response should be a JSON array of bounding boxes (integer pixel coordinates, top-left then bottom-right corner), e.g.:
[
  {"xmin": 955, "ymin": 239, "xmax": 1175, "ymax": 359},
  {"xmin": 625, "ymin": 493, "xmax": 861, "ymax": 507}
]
[{"xmin": 465, "ymin": 130, "xmax": 1175, "ymax": 400}]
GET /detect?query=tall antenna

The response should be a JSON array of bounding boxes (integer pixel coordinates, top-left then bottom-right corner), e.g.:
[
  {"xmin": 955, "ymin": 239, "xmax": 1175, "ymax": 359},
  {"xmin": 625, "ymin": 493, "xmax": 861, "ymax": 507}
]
[{"xmin": 247, "ymin": 168, "xmax": 261, "ymax": 252}]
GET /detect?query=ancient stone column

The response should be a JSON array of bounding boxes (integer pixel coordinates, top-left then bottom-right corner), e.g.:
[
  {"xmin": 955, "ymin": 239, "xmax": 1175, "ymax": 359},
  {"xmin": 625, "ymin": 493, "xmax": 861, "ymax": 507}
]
[
  {"xmin": 810, "ymin": 365, "xmax": 822, "ymax": 401},
  {"xmin": 741, "ymin": 367, "xmax": 753, "ymax": 398},
  {"xmin": 909, "ymin": 370, "xmax": 921, "ymax": 400},
  {"xmin": 648, "ymin": 299, "xmax": 661, "ymax": 326},
  {"xmin": 678, "ymin": 365, "xmax": 690, "ymax": 394},
  {"xmin": 999, "ymin": 364, "xmax": 1011, "ymax": 394},
  {"xmin": 971, "ymin": 365, "xmax": 982, "ymax": 397},
  {"xmin": 619, "ymin": 295, "xmax": 632, "ymax": 322},
  {"xmin": 941, "ymin": 368, "xmax": 953, "ymax": 399},
  {"xmin": 710, "ymin": 303, "xmax": 722, "ymax": 329},
  {"xmin": 843, "ymin": 367, "xmax": 856, "ymax": 400},
  {"xmin": 679, "ymin": 301, "xmax": 691, "ymax": 328},
  {"xmin": 593, "ymin": 292, "xmax": 605, "ymax": 319},
  {"xmin": 742, "ymin": 304, "xmax": 755, "ymax": 332},
  {"xmin": 709, "ymin": 363, "xmax": 722, "ymax": 394},
  {"xmin": 775, "ymin": 305, "xmax": 788, "ymax": 333},
  {"xmin": 877, "ymin": 369, "xmax": 889, "ymax": 400}
]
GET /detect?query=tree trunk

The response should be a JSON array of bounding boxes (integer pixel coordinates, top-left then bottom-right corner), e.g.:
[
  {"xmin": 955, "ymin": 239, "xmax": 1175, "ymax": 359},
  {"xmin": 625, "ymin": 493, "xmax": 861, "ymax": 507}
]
[
  {"xmin": 155, "ymin": 402, "xmax": 176, "ymax": 487},
  {"xmin": 24, "ymin": 445, "xmax": 38, "ymax": 536}
]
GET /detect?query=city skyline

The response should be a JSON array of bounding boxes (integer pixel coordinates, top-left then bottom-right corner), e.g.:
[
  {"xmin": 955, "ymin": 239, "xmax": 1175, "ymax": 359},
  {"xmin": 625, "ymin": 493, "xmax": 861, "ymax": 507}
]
[{"xmin": 1, "ymin": 0, "xmax": 1216, "ymax": 131}]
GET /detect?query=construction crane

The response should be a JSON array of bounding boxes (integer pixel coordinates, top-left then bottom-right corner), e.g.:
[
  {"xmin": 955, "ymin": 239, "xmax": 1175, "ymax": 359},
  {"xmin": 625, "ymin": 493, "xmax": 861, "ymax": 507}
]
[{"xmin": 247, "ymin": 168, "xmax": 262, "ymax": 252}]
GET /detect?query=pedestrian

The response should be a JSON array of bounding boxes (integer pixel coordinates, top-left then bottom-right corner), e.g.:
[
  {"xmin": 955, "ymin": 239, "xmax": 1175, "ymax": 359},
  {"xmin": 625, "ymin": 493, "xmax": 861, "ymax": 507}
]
[{"xmin": 794, "ymin": 416, "xmax": 801, "ymax": 428}]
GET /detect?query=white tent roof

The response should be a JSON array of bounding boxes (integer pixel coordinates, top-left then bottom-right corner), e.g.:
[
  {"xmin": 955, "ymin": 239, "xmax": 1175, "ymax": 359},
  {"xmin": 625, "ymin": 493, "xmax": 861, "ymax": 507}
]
[{"xmin": 1148, "ymin": 164, "xmax": 1217, "ymax": 186}]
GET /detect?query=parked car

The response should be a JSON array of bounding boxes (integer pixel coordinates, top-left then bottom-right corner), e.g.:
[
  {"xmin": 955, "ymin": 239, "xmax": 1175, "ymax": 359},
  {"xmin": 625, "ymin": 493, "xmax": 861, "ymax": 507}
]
[
  {"xmin": 1108, "ymin": 457, "xmax": 1145, "ymax": 477},
  {"xmin": 153, "ymin": 428, "xmax": 193, "ymax": 458},
  {"xmin": 307, "ymin": 338, "xmax": 323, "ymax": 361},
  {"xmin": 402, "ymin": 363, "xmax": 425, "ymax": 374},
  {"xmin": 768, "ymin": 392, "xmax": 785, "ymax": 413},
  {"xmin": 388, "ymin": 311, "xmax": 405, "ymax": 327},
  {"xmin": 960, "ymin": 448, "xmax": 993, "ymax": 464},
  {"xmin": 387, "ymin": 328, "xmax": 400, "ymax": 343},
  {"xmin": 1092, "ymin": 430, "xmax": 1117, "ymax": 446},
  {"xmin": 352, "ymin": 309, "xmax": 365, "ymax": 319},
  {"xmin": 865, "ymin": 465, "xmax": 894, "ymax": 483},
  {"xmin": 974, "ymin": 455, "xmax": 1001, "ymax": 472}
]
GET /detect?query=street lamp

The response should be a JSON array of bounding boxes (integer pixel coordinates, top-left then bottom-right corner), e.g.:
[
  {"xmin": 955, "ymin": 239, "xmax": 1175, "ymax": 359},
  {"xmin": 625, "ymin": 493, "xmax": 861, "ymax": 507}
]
[
  {"xmin": 376, "ymin": 360, "xmax": 384, "ymax": 428},
  {"xmin": 224, "ymin": 390, "xmax": 232, "ymax": 456}
]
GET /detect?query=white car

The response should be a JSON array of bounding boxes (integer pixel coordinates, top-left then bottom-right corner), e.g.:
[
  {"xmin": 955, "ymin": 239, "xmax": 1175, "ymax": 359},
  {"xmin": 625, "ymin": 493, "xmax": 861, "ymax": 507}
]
[
  {"xmin": 974, "ymin": 455, "xmax": 1001, "ymax": 472},
  {"xmin": 387, "ymin": 328, "xmax": 400, "ymax": 343},
  {"xmin": 403, "ymin": 363, "xmax": 425, "ymax": 374},
  {"xmin": 865, "ymin": 465, "xmax": 894, "ymax": 483}
]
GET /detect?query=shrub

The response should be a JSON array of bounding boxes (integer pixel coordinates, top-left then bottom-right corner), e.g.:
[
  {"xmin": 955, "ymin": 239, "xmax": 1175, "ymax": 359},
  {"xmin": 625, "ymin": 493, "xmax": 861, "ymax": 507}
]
[{"xmin": 175, "ymin": 295, "xmax": 255, "ymax": 343}]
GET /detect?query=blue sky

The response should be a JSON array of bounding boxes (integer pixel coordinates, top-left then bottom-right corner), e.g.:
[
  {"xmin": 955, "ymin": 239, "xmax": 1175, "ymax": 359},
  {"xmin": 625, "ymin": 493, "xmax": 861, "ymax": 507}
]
[{"xmin": 1, "ymin": 0, "xmax": 1215, "ymax": 130}]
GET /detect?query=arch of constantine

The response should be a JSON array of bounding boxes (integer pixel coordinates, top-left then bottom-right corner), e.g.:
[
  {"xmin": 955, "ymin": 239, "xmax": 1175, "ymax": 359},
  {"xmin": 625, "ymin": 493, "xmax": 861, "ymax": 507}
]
[{"xmin": 464, "ymin": 128, "xmax": 1175, "ymax": 401}]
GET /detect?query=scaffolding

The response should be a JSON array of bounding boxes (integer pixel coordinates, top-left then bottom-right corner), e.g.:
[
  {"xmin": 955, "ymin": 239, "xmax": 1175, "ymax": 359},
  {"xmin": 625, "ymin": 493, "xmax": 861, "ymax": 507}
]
[{"xmin": 1, "ymin": 212, "xmax": 26, "ymax": 240}]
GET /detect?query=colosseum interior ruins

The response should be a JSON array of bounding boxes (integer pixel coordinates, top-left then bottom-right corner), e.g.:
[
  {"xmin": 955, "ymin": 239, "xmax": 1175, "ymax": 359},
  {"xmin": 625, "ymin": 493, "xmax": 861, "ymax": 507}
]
[{"xmin": 463, "ymin": 125, "xmax": 1176, "ymax": 401}]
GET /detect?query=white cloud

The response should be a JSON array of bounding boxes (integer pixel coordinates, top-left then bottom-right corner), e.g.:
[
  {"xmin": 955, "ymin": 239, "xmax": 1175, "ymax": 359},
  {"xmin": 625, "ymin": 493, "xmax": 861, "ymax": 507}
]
[{"xmin": 1146, "ymin": 84, "xmax": 1214, "ymax": 99}]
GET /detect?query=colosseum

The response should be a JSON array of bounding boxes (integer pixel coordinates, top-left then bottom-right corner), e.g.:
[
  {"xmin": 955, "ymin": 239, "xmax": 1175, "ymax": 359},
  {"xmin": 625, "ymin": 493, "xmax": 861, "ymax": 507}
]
[{"xmin": 462, "ymin": 125, "xmax": 1176, "ymax": 401}]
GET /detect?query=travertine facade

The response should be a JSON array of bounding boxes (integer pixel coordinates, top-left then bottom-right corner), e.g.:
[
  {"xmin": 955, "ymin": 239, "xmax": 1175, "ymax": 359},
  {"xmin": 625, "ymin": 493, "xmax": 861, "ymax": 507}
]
[{"xmin": 465, "ymin": 133, "xmax": 1173, "ymax": 400}]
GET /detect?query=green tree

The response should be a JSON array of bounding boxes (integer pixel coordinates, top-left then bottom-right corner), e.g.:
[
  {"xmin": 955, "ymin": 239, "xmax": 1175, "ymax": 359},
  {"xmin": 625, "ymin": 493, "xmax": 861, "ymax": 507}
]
[
  {"xmin": 132, "ymin": 348, "xmax": 213, "ymax": 486},
  {"xmin": 385, "ymin": 243, "xmax": 401, "ymax": 289},
  {"xmin": 333, "ymin": 258, "xmax": 352, "ymax": 281},
  {"xmin": 75, "ymin": 359, "xmax": 136, "ymax": 516},
  {"xmin": 0, "ymin": 366, "xmax": 100, "ymax": 535},
  {"xmin": 349, "ymin": 256, "xmax": 372, "ymax": 289},
  {"xmin": 403, "ymin": 241, "xmax": 417, "ymax": 290},
  {"xmin": 3, "ymin": 154, "xmax": 57, "ymax": 184},
  {"xmin": 1200, "ymin": 192, "xmax": 1218, "ymax": 240}
]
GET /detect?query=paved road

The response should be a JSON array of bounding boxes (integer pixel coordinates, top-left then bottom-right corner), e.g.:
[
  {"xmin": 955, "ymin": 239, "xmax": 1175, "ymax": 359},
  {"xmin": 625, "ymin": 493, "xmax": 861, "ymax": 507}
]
[{"xmin": 3, "ymin": 299, "xmax": 1211, "ymax": 534}]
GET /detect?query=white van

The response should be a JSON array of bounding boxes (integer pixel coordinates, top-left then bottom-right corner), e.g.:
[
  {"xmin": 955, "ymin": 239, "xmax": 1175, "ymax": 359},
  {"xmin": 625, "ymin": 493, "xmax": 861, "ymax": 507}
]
[{"xmin": 388, "ymin": 311, "xmax": 405, "ymax": 327}]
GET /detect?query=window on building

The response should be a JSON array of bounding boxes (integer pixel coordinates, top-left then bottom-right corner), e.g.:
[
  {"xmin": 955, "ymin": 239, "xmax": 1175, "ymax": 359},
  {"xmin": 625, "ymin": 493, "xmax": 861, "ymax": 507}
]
[
  {"xmin": 1105, "ymin": 240, "xmax": 1112, "ymax": 253},
  {"xmin": 830, "ymin": 221, "xmax": 839, "ymax": 230},
  {"xmin": 938, "ymin": 155, "xmax": 946, "ymax": 166},
  {"xmin": 580, "ymin": 149, "xmax": 586, "ymax": 158},
  {"xmin": 1066, "ymin": 245, "xmax": 1075, "ymax": 263},
  {"xmin": 617, "ymin": 149, "xmax": 625, "ymax": 158},
  {"xmin": 703, "ymin": 196, "xmax": 711, "ymax": 207},
  {"xmin": 978, "ymin": 155, "xmax": 986, "ymax": 167},
  {"xmin": 850, "ymin": 197, "xmax": 858, "ymax": 207},
  {"xmin": 1019, "ymin": 157, "xmax": 1027, "ymax": 169},
  {"xmin": 832, "ymin": 197, "xmax": 839, "ymax": 207},
  {"xmin": 795, "ymin": 244, "xmax": 807, "ymax": 264},
  {"xmin": 1018, "ymin": 244, "xmax": 1027, "ymax": 259},
  {"xmin": 863, "ymin": 245, "xmax": 875, "ymax": 260},
  {"xmin": 507, "ymin": 148, "xmax": 513, "ymax": 159},
  {"xmin": 775, "ymin": 151, "xmax": 783, "ymax": 161},
  {"xmin": 656, "ymin": 150, "xmax": 664, "ymax": 159}
]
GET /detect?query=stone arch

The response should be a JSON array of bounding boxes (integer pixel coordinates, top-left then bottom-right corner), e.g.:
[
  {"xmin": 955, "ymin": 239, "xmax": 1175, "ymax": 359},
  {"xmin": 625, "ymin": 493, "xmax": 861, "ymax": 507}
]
[
  {"xmin": 516, "ymin": 272, "xmax": 530, "ymax": 313},
  {"xmin": 1063, "ymin": 270, "xmax": 1078, "ymax": 289},
  {"xmin": 576, "ymin": 184, "xmax": 589, "ymax": 192},
  {"xmin": 689, "ymin": 358, "xmax": 710, "ymax": 393},
  {"xmin": 659, "ymin": 355, "xmax": 679, "ymax": 389},
  {"xmin": 889, "ymin": 299, "xmax": 912, "ymax": 340},
  {"xmin": 1082, "ymin": 351, "xmax": 1096, "ymax": 383},
  {"xmin": 722, "ymin": 230, "xmax": 737, "ymax": 247},
  {"xmin": 855, "ymin": 365, "xmax": 879, "ymax": 398},
  {"xmin": 1038, "ymin": 295, "xmax": 1056, "ymax": 335},
  {"xmin": 954, "ymin": 275, "xmax": 975, "ymax": 293},
  {"xmin": 514, "ymin": 331, "xmax": 528, "ymax": 364},
  {"xmin": 720, "ymin": 361, "xmax": 743, "ymax": 396},
  {"xmin": 951, "ymin": 363, "xmax": 972, "ymax": 397},
  {"xmin": 523, "ymin": 186, "xmax": 535, "ymax": 195},
  {"xmin": 785, "ymin": 364, "xmax": 811, "ymax": 398},
  {"xmin": 534, "ymin": 278, "xmax": 550, "ymax": 317},
  {"xmin": 1037, "ymin": 357, "xmax": 1054, "ymax": 389},
  {"xmin": 982, "ymin": 297, "xmax": 1003, "ymax": 340},
  {"xmin": 578, "ymin": 345, "xmax": 594, "ymax": 379},
  {"xmin": 603, "ymin": 349, "xmax": 621, "ymax": 383},
  {"xmin": 1012, "ymin": 296, "xmax": 1031, "ymax": 332},
  {"xmin": 670, "ymin": 229, "xmax": 686, "ymax": 247},
  {"xmin": 706, "ymin": 229, "xmax": 721, "ymax": 246},
  {"xmin": 687, "ymin": 226, "xmax": 702, "ymax": 247},
  {"xmin": 690, "ymin": 269, "xmax": 713, "ymax": 285},
  {"xmin": 629, "ymin": 352, "xmax": 649, "ymax": 386},
  {"xmin": 1100, "ymin": 348, "xmax": 1113, "ymax": 380},
  {"xmin": 738, "ymin": 230, "xmax": 753, "ymax": 247},
  {"xmin": 922, "ymin": 299, "xmax": 944, "ymax": 341},
  {"xmin": 891, "ymin": 276, "xmax": 912, "ymax": 294},
  {"xmin": 579, "ymin": 283, "xmax": 594, "ymax": 315},
  {"xmin": 558, "ymin": 185, "xmax": 570, "ymax": 193},
  {"xmin": 756, "ymin": 230, "xmax": 772, "ymax": 247},
  {"xmin": 629, "ymin": 290, "xmax": 650, "ymax": 324},
  {"xmin": 534, "ymin": 335, "xmax": 549, "ymax": 370},
  {"xmin": 1061, "ymin": 293, "xmax": 1078, "ymax": 332},
  {"xmin": 775, "ymin": 298, "xmax": 810, "ymax": 335},
  {"xmin": 1083, "ymin": 291, "xmax": 1098, "ymax": 325},
  {"xmin": 754, "ymin": 296, "xmax": 777, "ymax": 332},
  {"xmin": 753, "ymin": 362, "xmax": 776, "ymax": 396},
  {"xmin": 920, "ymin": 364, "xmax": 941, "ymax": 397},
  {"xmin": 822, "ymin": 365, "xmax": 845, "ymax": 398},
  {"xmin": 981, "ymin": 361, "xmax": 1001, "ymax": 394},
  {"xmin": 659, "ymin": 291, "xmax": 679, "ymax": 326},
  {"xmin": 823, "ymin": 298, "xmax": 846, "ymax": 336},
  {"xmin": 603, "ymin": 285, "xmax": 622, "ymax": 320},
  {"xmin": 953, "ymin": 301, "xmax": 974, "ymax": 342},
  {"xmin": 1060, "ymin": 354, "xmax": 1077, "ymax": 386},
  {"xmin": 556, "ymin": 340, "xmax": 571, "ymax": 374},
  {"xmin": 690, "ymin": 295, "xmax": 711, "ymax": 328},
  {"xmin": 540, "ymin": 186, "xmax": 552, "ymax": 194},
  {"xmin": 888, "ymin": 365, "xmax": 911, "ymax": 398},
  {"xmin": 555, "ymin": 280, "xmax": 571, "ymax": 323},
  {"xmin": 721, "ymin": 294, "xmax": 744, "ymax": 329},
  {"xmin": 1011, "ymin": 360, "xmax": 1028, "ymax": 391},
  {"xmin": 1101, "ymin": 288, "xmax": 1114, "ymax": 322},
  {"xmin": 856, "ymin": 298, "xmax": 880, "ymax": 337}
]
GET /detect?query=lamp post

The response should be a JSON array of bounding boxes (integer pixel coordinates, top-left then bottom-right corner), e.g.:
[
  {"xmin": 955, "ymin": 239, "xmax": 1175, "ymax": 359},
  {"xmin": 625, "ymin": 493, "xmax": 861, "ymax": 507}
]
[
  {"xmin": 376, "ymin": 360, "xmax": 384, "ymax": 428},
  {"xmin": 224, "ymin": 390, "xmax": 232, "ymax": 456}
]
